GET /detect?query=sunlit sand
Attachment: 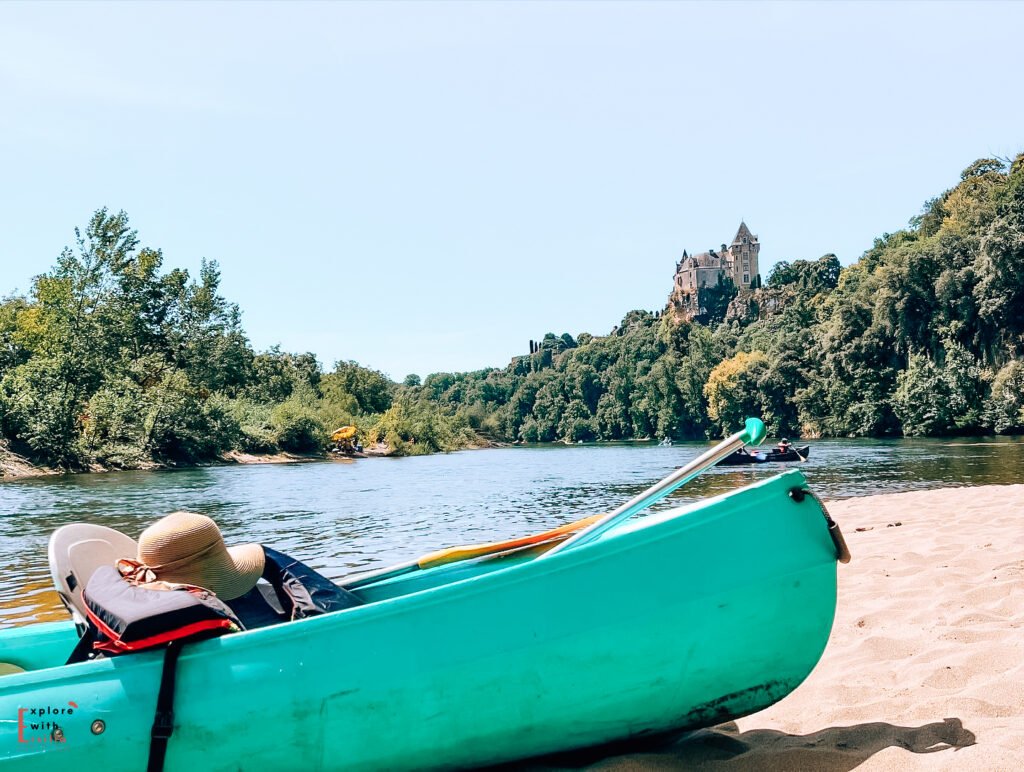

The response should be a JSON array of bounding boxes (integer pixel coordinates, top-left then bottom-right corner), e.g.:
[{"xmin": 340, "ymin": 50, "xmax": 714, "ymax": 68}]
[{"xmin": 571, "ymin": 485, "xmax": 1024, "ymax": 770}]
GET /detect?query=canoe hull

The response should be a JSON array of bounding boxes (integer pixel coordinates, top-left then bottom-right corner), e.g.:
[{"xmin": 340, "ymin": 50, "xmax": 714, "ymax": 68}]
[
  {"xmin": 0, "ymin": 470, "xmax": 838, "ymax": 770},
  {"xmin": 719, "ymin": 446, "xmax": 811, "ymax": 465}
]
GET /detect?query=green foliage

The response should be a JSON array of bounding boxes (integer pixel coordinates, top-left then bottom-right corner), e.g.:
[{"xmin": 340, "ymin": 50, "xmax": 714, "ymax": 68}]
[
  {"xmin": 0, "ymin": 209, "xmax": 455, "ymax": 469},
  {"xmin": 703, "ymin": 351, "xmax": 770, "ymax": 435},
  {"xmin": 143, "ymin": 373, "xmax": 240, "ymax": 462},
  {"xmin": 5, "ymin": 154, "xmax": 1024, "ymax": 472},
  {"xmin": 245, "ymin": 347, "xmax": 320, "ymax": 403},
  {"xmin": 892, "ymin": 355, "xmax": 952, "ymax": 436},
  {"xmin": 270, "ymin": 400, "xmax": 325, "ymax": 453},
  {"xmin": 413, "ymin": 153, "xmax": 1024, "ymax": 443},
  {"xmin": 694, "ymin": 276, "xmax": 738, "ymax": 326},
  {"xmin": 0, "ymin": 296, "xmax": 31, "ymax": 380},
  {"xmin": 322, "ymin": 361, "xmax": 393, "ymax": 414},
  {"xmin": 368, "ymin": 394, "xmax": 475, "ymax": 455},
  {"xmin": 767, "ymin": 254, "xmax": 841, "ymax": 294},
  {"xmin": 228, "ymin": 399, "xmax": 278, "ymax": 453},
  {"xmin": 986, "ymin": 360, "xmax": 1024, "ymax": 434},
  {"xmin": 0, "ymin": 356, "xmax": 83, "ymax": 465}
]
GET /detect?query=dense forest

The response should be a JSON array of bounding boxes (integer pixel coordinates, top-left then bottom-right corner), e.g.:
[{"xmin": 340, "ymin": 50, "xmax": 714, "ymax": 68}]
[
  {"xmin": 412, "ymin": 153, "xmax": 1024, "ymax": 442},
  {"xmin": 1, "ymin": 153, "xmax": 1022, "ymax": 472}
]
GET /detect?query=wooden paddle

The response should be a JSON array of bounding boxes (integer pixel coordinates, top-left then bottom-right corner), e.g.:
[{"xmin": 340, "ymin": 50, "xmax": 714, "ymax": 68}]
[
  {"xmin": 416, "ymin": 514, "xmax": 604, "ymax": 569},
  {"xmin": 342, "ymin": 513, "xmax": 603, "ymax": 589}
]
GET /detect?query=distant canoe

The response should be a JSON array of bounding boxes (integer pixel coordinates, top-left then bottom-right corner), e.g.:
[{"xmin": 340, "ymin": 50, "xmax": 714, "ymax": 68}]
[{"xmin": 719, "ymin": 445, "xmax": 810, "ymax": 465}]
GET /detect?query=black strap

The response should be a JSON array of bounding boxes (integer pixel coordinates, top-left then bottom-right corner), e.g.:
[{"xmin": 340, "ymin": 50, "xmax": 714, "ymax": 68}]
[
  {"xmin": 65, "ymin": 626, "xmax": 98, "ymax": 665},
  {"xmin": 148, "ymin": 641, "xmax": 183, "ymax": 772}
]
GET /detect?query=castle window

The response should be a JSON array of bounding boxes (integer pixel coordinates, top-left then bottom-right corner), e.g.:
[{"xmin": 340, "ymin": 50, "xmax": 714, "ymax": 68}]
[{"xmin": 743, "ymin": 273, "xmax": 749, "ymax": 284}]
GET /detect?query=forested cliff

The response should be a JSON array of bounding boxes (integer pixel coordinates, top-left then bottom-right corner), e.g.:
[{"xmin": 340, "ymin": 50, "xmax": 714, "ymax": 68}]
[
  {"xmin": 2, "ymin": 154, "xmax": 1022, "ymax": 472},
  {"xmin": 417, "ymin": 154, "xmax": 1024, "ymax": 441}
]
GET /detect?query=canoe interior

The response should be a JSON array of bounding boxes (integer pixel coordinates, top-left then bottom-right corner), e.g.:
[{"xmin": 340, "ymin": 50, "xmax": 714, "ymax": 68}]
[{"xmin": 0, "ymin": 469, "xmax": 839, "ymax": 771}]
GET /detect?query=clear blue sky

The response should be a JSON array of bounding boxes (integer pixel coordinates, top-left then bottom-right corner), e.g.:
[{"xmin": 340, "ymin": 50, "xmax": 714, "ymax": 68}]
[{"xmin": 1, "ymin": 1, "xmax": 1021, "ymax": 380}]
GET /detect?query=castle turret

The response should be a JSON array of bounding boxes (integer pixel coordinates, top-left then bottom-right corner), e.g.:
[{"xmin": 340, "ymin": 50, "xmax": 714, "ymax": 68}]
[{"xmin": 728, "ymin": 221, "xmax": 759, "ymax": 287}]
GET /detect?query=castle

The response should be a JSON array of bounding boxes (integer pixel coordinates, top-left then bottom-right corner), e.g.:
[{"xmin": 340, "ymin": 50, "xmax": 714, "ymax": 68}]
[{"xmin": 667, "ymin": 222, "xmax": 760, "ymax": 319}]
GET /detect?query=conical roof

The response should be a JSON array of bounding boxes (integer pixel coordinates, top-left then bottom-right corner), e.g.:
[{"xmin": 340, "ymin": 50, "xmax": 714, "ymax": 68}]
[{"xmin": 731, "ymin": 221, "xmax": 755, "ymax": 245}]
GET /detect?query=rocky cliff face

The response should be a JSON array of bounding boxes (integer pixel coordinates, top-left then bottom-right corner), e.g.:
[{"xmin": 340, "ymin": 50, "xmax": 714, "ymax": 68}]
[{"xmin": 725, "ymin": 286, "xmax": 795, "ymax": 323}]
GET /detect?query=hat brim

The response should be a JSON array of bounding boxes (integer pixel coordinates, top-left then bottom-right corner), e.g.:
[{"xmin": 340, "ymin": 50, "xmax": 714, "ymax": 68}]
[{"xmin": 157, "ymin": 542, "xmax": 265, "ymax": 601}]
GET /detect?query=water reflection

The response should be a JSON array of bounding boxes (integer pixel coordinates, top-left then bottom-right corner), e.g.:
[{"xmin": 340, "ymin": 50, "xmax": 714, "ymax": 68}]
[{"xmin": 2, "ymin": 437, "xmax": 1022, "ymax": 628}]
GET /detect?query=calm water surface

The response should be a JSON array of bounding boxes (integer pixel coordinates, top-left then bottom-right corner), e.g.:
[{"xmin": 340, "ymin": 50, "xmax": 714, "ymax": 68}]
[{"xmin": 2, "ymin": 438, "xmax": 1023, "ymax": 628}]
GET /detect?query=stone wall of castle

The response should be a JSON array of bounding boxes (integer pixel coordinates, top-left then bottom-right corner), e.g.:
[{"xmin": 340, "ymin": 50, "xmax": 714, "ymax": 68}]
[{"xmin": 667, "ymin": 222, "xmax": 760, "ymax": 319}]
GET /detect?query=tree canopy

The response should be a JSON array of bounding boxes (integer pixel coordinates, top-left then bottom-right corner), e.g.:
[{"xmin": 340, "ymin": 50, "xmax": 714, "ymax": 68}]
[
  {"xmin": 3, "ymin": 153, "xmax": 1023, "ymax": 471},
  {"xmin": 413, "ymin": 154, "xmax": 1024, "ymax": 441}
]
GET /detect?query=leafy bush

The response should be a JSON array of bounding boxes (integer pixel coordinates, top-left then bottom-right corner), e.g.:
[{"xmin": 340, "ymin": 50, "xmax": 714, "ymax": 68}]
[
  {"xmin": 370, "ymin": 396, "xmax": 475, "ymax": 455},
  {"xmin": 892, "ymin": 355, "xmax": 951, "ymax": 436},
  {"xmin": 144, "ymin": 370, "xmax": 240, "ymax": 461},
  {"xmin": 0, "ymin": 357, "xmax": 83, "ymax": 466},
  {"xmin": 226, "ymin": 398, "xmax": 278, "ymax": 453},
  {"xmin": 986, "ymin": 360, "xmax": 1024, "ymax": 434},
  {"xmin": 271, "ymin": 400, "xmax": 325, "ymax": 453}
]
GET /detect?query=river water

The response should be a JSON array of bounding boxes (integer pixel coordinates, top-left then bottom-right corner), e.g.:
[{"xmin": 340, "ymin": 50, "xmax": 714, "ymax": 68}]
[{"xmin": 2, "ymin": 437, "xmax": 1022, "ymax": 628}]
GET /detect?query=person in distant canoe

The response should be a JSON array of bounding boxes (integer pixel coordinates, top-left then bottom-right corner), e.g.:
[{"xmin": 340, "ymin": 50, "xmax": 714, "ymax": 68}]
[
  {"xmin": 733, "ymin": 447, "xmax": 765, "ymax": 461},
  {"xmin": 777, "ymin": 438, "xmax": 792, "ymax": 453},
  {"xmin": 117, "ymin": 512, "xmax": 361, "ymax": 629}
]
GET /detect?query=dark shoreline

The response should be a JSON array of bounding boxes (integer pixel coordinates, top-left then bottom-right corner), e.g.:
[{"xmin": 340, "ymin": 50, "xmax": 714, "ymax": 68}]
[{"xmin": 0, "ymin": 439, "xmax": 512, "ymax": 482}]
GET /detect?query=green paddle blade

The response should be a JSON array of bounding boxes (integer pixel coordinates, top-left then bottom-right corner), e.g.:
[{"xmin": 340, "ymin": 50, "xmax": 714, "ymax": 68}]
[{"xmin": 741, "ymin": 417, "xmax": 766, "ymax": 446}]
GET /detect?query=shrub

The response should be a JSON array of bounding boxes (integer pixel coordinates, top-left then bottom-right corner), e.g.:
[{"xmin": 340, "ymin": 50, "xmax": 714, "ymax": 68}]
[
  {"xmin": 271, "ymin": 400, "xmax": 325, "ymax": 453},
  {"xmin": 986, "ymin": 360, "xmax": 1024, "ymax": 434},
  {"xmin": 0, "ymin": 357, "xmax": 83, "ymax": 467}
]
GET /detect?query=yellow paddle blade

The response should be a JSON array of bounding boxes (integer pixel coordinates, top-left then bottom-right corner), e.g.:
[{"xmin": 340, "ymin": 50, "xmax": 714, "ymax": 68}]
[{"xmin": 417, "ymin": 513, "xmax": 605, "ymax": 570}]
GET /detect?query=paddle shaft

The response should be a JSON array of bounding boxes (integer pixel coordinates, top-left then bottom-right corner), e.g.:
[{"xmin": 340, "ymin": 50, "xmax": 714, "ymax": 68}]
[
  {"xmin": 343, "ymin": 417, "xmax": 765, "ymax": 586},
  {"xmin": 544, "ymin": 422, "xmax": 762, "ymax": 556},
  {"xmin": 341, "ymin": 513, "xmax": 604, "ymax": 590}
]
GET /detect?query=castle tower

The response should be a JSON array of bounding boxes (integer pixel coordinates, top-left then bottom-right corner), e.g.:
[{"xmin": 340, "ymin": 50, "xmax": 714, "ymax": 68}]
[{"xmin": 727, "ymin": 221, "xmax": 759, "ymax": 288}]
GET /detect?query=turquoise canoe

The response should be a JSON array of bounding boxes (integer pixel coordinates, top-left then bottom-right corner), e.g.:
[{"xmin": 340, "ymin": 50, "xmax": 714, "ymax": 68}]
[{"xmin": 0, "ymin": 470, "xmax": 842, "ymax": 770}]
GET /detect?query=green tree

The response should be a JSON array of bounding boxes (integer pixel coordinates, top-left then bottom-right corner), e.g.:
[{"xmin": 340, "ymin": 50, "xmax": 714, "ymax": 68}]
[
  {"xmin": 703, "ymin": 351, "xmax": 770, "ymax": 435},
  {"xmin": 892, "ymin": 355, "xmax": 951, "ymax": 436},
  {"xmin": 986, "ymin": 360, "xmax": 1024, "ymax": 434}
]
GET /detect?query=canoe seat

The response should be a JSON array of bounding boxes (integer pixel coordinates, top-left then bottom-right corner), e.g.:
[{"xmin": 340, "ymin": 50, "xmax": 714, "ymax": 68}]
[
  {"xmin": 0, "ymin": 662, "xmax": 26, "ymax": 676},
  {"xmin": 48, "ymin": 523, "xmax": 139, "ymax": 628}
]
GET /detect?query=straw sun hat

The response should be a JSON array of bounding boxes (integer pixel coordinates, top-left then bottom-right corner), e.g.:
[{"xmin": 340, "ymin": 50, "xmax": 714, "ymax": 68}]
[{"xmin": 119, "ymin": 512, "xmax": 265, "ymax": 600}]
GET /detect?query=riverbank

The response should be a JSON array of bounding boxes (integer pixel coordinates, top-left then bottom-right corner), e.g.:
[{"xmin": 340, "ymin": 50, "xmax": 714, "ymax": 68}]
[
  {"xmin": 545, "ymin": 484, "xmax": 1024, "ymax": 770},
  {"xmin": 1, "ymin": 437, "xmax": 505, "ymax": 481},
  {"xmin": 0, "ymin": 441, "xmax": 327, "ymax": 481},
  {"xmin": 0, "ymin": 442, "xmax": 60, "ymax": 479}
]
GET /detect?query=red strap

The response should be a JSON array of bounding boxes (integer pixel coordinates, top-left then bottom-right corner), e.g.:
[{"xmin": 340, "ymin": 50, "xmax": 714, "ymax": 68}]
[{"xmin": 84, "ymin": 600, "xmax": 234, "ymax": 652}]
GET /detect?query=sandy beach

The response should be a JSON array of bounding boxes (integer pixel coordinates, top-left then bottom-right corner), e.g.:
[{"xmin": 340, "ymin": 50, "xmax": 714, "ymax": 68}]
[{"xmin": 548, "ymin": 484, "xmax": 1024, "ymax": 771}]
